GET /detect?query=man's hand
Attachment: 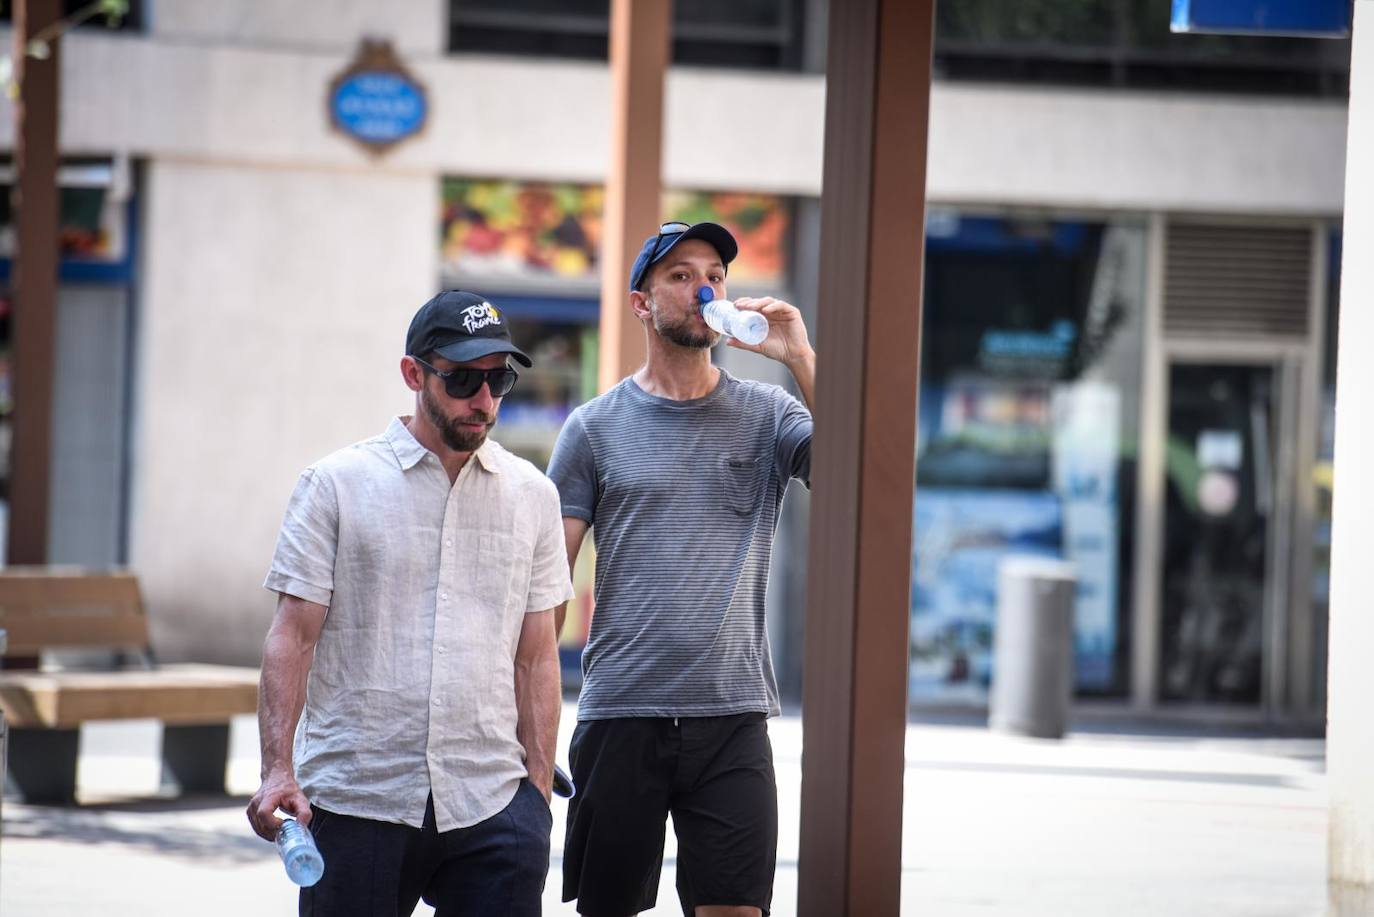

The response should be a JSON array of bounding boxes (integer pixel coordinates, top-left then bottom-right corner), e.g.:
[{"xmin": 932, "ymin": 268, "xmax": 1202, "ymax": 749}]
[
  {"xmin": 729, "ymin": 297, "xmax": 817, "ymax": 408},
  {"xmin": 532, "ymin": 771, "xmax": 554, "ymax": 804},
  {"xmin": 727, "ymin": 298, "xmax": 809, "ymax": 362},
  {"xmin": 247, "ymin": 767, "xmax": 312, "ymax": 841}
]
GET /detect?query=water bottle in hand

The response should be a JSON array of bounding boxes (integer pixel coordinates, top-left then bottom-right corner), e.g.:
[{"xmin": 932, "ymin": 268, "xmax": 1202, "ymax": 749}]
[
  {"xmin": 698, "ymin": 286, "xmax": 768, "ymax": 346},
  {"xmin": 276, "ymin": 817, "xmax": 325, "ymax": 887}
]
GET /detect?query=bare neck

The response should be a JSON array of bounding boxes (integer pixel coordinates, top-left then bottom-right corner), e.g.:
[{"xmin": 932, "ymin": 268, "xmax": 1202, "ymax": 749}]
[{"xmin": 633, "ymin": 333, "xmax": 720, "ymax": 401}]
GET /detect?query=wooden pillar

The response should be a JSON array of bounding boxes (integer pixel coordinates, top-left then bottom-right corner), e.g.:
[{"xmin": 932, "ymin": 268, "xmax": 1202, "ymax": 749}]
[
  {"xmin": 7, "ymin": 0, "xmax": 62, "ymax": 564},
  {"xmin": 798, "ymin": 1, "xmax": 934, "ymax": 914},
  {"xmin": 597, "ymin": 0, "xmax": 669, "ymax": 393}
]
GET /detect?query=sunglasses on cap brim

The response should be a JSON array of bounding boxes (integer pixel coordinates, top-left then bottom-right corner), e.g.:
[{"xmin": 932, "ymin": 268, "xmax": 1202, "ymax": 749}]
[{"xmin": 633, "ymin": 221, "xmax": 693, "ymax": 290}]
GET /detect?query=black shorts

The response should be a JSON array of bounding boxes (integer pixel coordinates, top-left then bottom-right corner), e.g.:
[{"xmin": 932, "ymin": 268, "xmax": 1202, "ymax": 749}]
[{"xmin": 562, "ymin": 713, "xmax": 778, "ymax": 916}]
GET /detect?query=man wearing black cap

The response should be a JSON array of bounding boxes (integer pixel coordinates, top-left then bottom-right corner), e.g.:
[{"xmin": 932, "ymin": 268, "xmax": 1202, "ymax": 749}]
[
  {"xmin": 249, "ymin": 291, "xmax": 574, "ymax": 916},
  {"xmin": 549, "ymin": 222, "xmax": 815, "ymax": 916}
]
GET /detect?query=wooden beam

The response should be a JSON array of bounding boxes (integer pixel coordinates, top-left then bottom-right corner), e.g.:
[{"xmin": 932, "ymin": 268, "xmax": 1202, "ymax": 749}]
[
  {"xmin": 597, "ymin": 0, "xmax": 670, "ymax": 392},
  {"xmin": 8, "ymin": 0, "xmax": 63, "ymax": 564},
  {"xmin": 798, "ymin": 0, "xmax": 934, "ymax": 914}
]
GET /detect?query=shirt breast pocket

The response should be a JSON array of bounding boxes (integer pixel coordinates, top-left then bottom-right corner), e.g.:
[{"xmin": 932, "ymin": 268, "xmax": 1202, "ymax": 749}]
[
  {"xmin": 720, "ymin": 454, "xmax": 768, "ymax": 517},
  {"xmin": 462, "ymin": 531, "xmax": 527, "ymax": 612}
]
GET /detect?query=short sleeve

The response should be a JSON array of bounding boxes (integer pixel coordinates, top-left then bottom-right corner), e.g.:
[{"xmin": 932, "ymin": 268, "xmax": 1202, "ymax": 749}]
[
  {"xmin": 775, "ymin": 391, "xmax": 813, "ymax": 487},
  {"xmin": 263, "ymin": 467, "xmax": 339, "ymax": 607},
  {"xmin": 547, "ymin": 410, "xmax": 597, "ymax": 524},
  {"xmin": 525, "ymin": 478, "xmax": 577, "ymax": 613}
]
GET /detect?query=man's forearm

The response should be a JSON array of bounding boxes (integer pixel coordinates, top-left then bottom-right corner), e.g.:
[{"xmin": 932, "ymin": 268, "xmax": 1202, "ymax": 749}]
[
  {"xmin": 258, "ymin": 627, "xmax": 315, "ymax": 777},
  {"xmin": 787, "ymin": 346, "xmax": 816, "ymax": 410},
  {"xmin": 515, "ymin": 639, "xmax": 561, "ymax": 796}
]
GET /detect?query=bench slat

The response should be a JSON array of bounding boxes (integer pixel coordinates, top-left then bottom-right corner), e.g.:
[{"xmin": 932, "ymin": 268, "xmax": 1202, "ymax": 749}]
[
  {"xmin": 2, "ymin": 612, "xmax": 150, "ymax": 656},
  {"xmin": 0, "ymin": 568, "xmax": 142, "ymax": 605},
  {"xmin": 0, "ymin": 665, "xmax": 260, "ymax": 728},
  {"xmin": 0, "ymin": 569, "xmax": 150, "ymax": 655}
]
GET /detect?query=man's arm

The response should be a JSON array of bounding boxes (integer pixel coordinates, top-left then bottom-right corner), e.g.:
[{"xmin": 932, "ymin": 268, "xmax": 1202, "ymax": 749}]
[
  {"xmin": 728, "ymin": 296, "xmax": 816, "ymax": 409},
  {"xmin": 247, "ymin": 593, "xmax": 327, "ymax": 840},
  {"xmin": 514, "ymin": 608, "xmax": 561, "ymax": 801},
  {"xmin": 554, "ymin": 517, "xmax": 590, "ymax": 638},
  {"xmin": 784, "ymin": 346, "xmax": 816, "ymax": 410}
]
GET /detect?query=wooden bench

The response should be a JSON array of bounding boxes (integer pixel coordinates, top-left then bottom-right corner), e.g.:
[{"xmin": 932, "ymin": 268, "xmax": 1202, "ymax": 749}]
[{"xmin": 0, "ymin": 568, "xmax": 260, "ymax": 803}]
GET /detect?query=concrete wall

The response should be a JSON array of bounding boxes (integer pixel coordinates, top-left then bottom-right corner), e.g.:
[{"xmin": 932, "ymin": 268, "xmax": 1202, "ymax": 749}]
[
  {"xmin": 128, "ymin": 160, "xmax": 435, "ymax": 661},
  {"xmin": 149, "ymin": 0, "xmax": 444, "ymax": 55},
  {"xmin": 1327, "ymin": 3, "xmax": 1373, "ymax": 912}
]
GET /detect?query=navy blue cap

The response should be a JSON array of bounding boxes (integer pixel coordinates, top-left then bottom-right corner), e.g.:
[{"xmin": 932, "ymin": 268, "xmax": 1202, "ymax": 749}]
[
  {"xmin": 629, "ymin": 221, "xmax": 738, "ymax": 292},
  {"xmin": 405, "ymin": 290, "xmax": 532, "ymax": 367}
]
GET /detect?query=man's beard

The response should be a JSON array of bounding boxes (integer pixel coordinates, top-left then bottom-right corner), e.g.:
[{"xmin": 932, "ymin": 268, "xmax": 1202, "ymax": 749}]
[
  {"xmin": 421, "ymin": 384, "xmax": 494, "ymax": 453},
  {"xmin": 650, "ymin": 297, "xmax": 717, "ymax": 350}
]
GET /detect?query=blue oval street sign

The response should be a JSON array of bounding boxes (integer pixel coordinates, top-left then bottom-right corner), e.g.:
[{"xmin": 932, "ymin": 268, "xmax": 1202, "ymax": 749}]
[
  {"xmin": 328, "ymin": 40, "xmax": 428, "ymax": 155},
  {"xmin": 332, "ymin": 73, "xmax": 426, "ymax": 144}
]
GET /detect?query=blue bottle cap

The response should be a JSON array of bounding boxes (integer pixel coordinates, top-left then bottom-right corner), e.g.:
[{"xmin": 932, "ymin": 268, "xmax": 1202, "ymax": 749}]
[{"xmin": 697, "ymin": 285, "xmax": 714, "ymax": 304}]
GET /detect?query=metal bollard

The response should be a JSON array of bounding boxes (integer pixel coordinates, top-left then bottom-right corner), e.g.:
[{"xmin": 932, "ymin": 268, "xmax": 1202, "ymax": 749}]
[{"xmin": 989, "ymin": 558, "xmax": 1077, "ymax": 739}]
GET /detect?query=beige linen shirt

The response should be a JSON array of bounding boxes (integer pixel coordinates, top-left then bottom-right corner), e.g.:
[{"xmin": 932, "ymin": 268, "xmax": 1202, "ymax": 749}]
[{"xmin": 264, "ymin": 416, "xmax": 574, "ymax": 831}]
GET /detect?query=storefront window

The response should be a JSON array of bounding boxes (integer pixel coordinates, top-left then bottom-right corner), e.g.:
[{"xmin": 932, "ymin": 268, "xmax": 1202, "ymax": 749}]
[
  {"xmin": 910, "ymin": 212, "xmax": 1146, "ymax": 702},
  {"xmin": 448, "ymin": 0, "xmax": 807, "ymax": 71},
  {"xmin": 440, "ymin": 177, "xmax": 790, "ymax": 292},
  {"xmin": 0, "ymin": 0, "xmax": 143, "ymax": 31},
  {"xmin": 0, "ymin": 159, "xmax": 131, "ymax": 562},
  {"xmin": 496, "ymin": 317, "xmax": 596, "ymax": 469},
  {"xmin": 935, "ymin": 0, "xmax": 1349, "ymax": 96}
]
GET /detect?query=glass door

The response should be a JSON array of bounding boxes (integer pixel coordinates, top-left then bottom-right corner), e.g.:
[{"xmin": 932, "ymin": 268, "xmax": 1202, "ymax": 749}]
[{"xmin": 1157, "ymin": 361, "xmax": 1289, "ymax": 705}]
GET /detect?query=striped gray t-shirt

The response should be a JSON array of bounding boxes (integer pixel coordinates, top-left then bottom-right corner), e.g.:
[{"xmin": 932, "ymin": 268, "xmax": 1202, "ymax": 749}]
[{"xmin": 548, "ymin": 370, "xmax": 812, "ymax": 720}]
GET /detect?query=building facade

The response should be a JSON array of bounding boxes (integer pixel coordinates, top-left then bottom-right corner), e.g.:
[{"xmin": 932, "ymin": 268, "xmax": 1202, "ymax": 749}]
[{"xmin": 0, "ymin": 0, "xmax": 1347, "ymax": 723}]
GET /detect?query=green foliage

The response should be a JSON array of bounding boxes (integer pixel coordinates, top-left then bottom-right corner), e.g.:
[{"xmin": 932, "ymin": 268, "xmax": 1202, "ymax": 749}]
[
  {"xmin": 4, "ymin": 0, "xmax": 131, "ymax": 96},
  {"xmin": 97, "ymin": 0, "xmax": 129, "ymax": 27}
]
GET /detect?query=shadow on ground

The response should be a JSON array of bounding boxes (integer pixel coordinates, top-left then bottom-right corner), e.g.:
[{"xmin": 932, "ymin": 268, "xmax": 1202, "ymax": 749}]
[{"xmin": 2, "ymin": 795, "xmax": 274, "ymax": 865}]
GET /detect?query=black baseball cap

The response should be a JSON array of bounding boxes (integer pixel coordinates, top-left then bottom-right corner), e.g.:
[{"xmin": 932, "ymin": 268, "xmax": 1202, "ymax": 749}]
[
  {"xmin": 405, "ymin": 290, "xmax": 532, "ymax": 367},
  {"xmin": 629, "ymin": 221, "xmax": 738, "ymax": 292}
]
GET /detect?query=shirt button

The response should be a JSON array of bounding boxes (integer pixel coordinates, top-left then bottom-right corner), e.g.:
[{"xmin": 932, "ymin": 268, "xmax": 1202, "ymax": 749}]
[
  {"xmin": 446, "ymin": 539, "xmax": 453, "ymax": 547},
  {"xmin": 433, "ymin": 698, "xmax": 442, "ymax": 706},
  {"xmin": 441, "ymin": 593, "xmax": 448, "ymax": 601},
  {"xmin": 437, "ymin": 645, "xmax": 447, "ymax": 654}
]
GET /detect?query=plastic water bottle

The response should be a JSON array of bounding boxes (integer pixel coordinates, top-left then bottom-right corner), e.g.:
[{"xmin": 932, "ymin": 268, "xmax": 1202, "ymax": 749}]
[
  {"xmin": 276, "ymin": 817, "xmax": 325, "ymax": 887},
  {"xmin": 698, "ymin": 286, "xmax": 768, "ymax": 346}
]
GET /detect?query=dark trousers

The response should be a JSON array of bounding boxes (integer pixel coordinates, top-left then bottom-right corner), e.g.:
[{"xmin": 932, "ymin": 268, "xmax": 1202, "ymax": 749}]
[{"xmin": 301, "ymin": 781, "xmax": 552, "ymax": 917}]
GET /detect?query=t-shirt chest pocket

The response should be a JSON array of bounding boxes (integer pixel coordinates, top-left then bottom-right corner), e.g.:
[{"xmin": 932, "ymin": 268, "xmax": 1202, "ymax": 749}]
[{"xmin": 719, "ymin": 454, "xmax": 768, "ymax": 516}]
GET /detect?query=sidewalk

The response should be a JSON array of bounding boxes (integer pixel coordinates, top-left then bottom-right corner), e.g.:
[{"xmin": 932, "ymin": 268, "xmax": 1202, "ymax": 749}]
[{"xmin": 2, "ymin": 704, "xmax": 1327, "ymax": 916}]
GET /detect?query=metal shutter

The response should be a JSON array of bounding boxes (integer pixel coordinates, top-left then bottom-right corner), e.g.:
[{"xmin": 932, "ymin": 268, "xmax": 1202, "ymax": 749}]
[{"xmin": 1164, "ymin": 223, "xmax": 1312, "ymax": 339}]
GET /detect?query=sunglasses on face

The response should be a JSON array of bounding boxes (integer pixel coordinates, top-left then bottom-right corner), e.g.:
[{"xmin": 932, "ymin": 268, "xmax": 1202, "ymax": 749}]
[
  {"xmin": 413, "ymin": 357, "xmax": 519, "ymax": 398},
  {"xmin": 633, "ymin": 220, "xmax": 692, "ymax": 290}
]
